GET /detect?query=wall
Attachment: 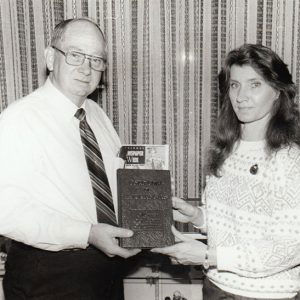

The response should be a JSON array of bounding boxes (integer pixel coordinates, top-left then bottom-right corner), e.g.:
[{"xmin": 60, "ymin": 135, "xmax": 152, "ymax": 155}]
[{"xmin": 0, "ymin": 0, "xmax": 299, "ymax": 198}]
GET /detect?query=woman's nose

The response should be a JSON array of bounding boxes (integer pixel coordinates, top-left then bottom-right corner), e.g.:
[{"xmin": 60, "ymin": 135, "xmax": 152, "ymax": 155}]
[{"xmin": 236, "ymin": 86, "xmax": 249, "ymax": 102}]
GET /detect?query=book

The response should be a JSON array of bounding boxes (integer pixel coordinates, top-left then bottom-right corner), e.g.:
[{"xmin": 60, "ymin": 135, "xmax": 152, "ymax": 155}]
[
  {"xmin": 118, "ymin": 144, "xmax": 169, "ymax": 170},
  {"xmin": 117, "ymin": 169, "xmax": 174, "ymax": 248}
]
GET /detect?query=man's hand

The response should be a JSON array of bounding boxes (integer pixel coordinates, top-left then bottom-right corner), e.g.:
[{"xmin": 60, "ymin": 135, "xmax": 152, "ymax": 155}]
[
  {"xmin": 88, "ymin": 223, "xmax": 141, "ymax": 258},
  {"xmin": 173, "ymin": 197, "xmax": 203, "ymax": 227}
]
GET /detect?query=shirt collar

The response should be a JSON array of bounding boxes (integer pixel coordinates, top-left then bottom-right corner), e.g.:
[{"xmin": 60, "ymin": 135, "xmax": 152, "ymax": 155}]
[{"xmin": 41, "ymin": 78, "xmax": 87, "ymax": 121}]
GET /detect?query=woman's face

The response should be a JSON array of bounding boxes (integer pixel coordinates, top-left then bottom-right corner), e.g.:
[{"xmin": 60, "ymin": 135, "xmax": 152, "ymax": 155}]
[{"xmin": 229, "ymin": 64, "xmax": 279, "ymax": 139}]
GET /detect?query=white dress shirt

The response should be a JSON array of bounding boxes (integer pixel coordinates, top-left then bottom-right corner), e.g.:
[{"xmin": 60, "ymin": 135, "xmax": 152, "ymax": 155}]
[{"xmin": 0, "ymin": 78, "xmax": 124, "ymax": 251}]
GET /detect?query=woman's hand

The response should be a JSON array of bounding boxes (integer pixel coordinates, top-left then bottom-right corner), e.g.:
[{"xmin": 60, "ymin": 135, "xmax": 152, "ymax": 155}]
[
  {"xmin": 173, "ymin": 197, "xmax": 203, "ymax": 227},
  {"xmin": 151, "ymin": 225, "xmax": 207, "ymax": 265}
]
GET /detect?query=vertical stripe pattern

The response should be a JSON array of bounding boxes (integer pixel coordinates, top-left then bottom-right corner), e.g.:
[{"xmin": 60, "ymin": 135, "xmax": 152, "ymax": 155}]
[{"xmin": 75, "ymin": 108, "xmax": 117, "ymax": 226}]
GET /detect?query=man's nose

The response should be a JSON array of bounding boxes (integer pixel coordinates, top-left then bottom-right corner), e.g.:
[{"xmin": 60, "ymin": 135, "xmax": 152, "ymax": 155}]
[{"xmin": 79, "ymin": 58, "xmax": 92, "ymax": 74}]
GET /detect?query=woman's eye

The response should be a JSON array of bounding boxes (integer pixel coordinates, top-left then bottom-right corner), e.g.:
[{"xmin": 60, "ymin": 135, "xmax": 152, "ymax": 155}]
[
  {"xmin": 251, "ymin": 82, "xmax": 261, "ymax": 88},
  {"xmin": 230, "ymin": 82, "xmax": 238, "ymax": 89}
]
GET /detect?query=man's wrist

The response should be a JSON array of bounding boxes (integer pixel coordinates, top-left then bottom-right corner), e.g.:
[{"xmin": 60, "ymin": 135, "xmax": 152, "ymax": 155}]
[{"xmin": 88, "ymin": 223, "xmax": 95, "ymax": 245}]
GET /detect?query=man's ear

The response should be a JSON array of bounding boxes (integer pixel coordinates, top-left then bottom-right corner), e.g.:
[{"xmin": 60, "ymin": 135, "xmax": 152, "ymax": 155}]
[{"xmin": 44, "ymin": 46, "xmax": 55, "ymax": 71}]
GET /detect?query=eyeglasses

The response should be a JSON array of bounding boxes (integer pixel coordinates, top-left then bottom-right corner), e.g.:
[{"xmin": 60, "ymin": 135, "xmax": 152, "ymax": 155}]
[{"xmin": 52, "ymin": 46, "xmax": 107, "ymax": 72}]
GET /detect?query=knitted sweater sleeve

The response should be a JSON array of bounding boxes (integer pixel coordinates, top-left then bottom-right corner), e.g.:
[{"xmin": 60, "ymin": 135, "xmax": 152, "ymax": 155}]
[{"xmin": 216, "ymin": 149, "xmax": 300, "ymax": 278}]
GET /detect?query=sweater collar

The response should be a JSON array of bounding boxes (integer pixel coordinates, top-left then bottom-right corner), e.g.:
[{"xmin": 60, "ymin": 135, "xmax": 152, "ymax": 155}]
[{"xmin": 235, "ymin": 139, "xmax": 266, "ymax": 152}]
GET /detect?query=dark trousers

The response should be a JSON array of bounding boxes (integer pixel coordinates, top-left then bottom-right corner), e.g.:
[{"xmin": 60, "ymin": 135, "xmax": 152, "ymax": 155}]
[
  {"xmin": 3, "ymin": 241, "xmax": 125, "ymax": 300},
  {"xmin": 203, "ymin": 277, "xmax": 300, "ymax": 300}
]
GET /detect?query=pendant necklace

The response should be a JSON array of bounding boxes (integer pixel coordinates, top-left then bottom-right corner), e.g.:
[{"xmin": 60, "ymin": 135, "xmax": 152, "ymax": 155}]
[{"xmin": 249, "ymin": 163, "xmax": 258, "ymax": 175}]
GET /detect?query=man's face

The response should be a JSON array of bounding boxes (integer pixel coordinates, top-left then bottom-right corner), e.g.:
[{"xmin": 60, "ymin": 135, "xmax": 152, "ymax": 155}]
[{"xmin": 49, "ymin": 21, "xmax": 106, "ymax": 106}]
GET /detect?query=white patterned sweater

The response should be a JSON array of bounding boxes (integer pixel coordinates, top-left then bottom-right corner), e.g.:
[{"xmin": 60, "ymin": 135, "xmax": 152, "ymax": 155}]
[{"xmin": 205, "ymin": 140, "xmax": 300, "ymax": 298}]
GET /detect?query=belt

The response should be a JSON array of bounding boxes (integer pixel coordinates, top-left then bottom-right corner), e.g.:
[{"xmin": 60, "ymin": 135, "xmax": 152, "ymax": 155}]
[{"xmin": 62, "ymin": 245, "xmax": 95, "ymax": 252}]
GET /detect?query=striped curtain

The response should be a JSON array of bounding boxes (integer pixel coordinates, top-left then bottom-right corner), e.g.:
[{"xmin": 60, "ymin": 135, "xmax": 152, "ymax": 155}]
[{"xmin": 0, "ymin": 0, "xmax": 299, "ymax": 199}]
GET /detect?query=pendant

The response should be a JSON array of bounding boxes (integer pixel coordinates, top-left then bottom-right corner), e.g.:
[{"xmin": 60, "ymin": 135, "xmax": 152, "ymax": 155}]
[{"xmin": 250, "ymin": 164, "xmax": 258, "ymax": 175}]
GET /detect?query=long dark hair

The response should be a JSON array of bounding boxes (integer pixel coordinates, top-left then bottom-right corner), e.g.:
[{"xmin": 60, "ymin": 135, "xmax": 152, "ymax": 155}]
[{"xmin": 207, "ymin": 43, "xmax": 300, "ymax": 177}]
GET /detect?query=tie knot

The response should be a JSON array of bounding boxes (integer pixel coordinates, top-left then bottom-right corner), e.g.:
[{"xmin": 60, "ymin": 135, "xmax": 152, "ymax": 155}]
[{"xmin": 75, "ymin": 108, "xmax": 86, "ymax": 121}]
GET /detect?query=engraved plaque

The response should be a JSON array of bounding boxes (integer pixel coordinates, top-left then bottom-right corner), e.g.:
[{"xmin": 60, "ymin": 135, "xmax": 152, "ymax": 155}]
[{"xmin": 117, "ymin": 169, "xmax": 174, "ymax": 248}]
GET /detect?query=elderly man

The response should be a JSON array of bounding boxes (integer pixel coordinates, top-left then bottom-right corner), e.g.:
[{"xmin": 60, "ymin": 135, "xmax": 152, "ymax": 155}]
[{"xmin": 0, "ymin": 18, "xmax": 139, "ymax": 299}]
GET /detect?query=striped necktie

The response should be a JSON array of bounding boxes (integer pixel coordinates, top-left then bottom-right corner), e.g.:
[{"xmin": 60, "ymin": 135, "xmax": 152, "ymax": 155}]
[{"xmin": 75, "ymin": 108, "xmax": 117, "ymax": 225}]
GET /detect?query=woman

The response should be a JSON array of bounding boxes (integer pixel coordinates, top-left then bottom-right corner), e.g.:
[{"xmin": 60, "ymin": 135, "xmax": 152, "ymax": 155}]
[{"xmin": 152, "ymin": 44, "xmax": 300, "ymax": 299}]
